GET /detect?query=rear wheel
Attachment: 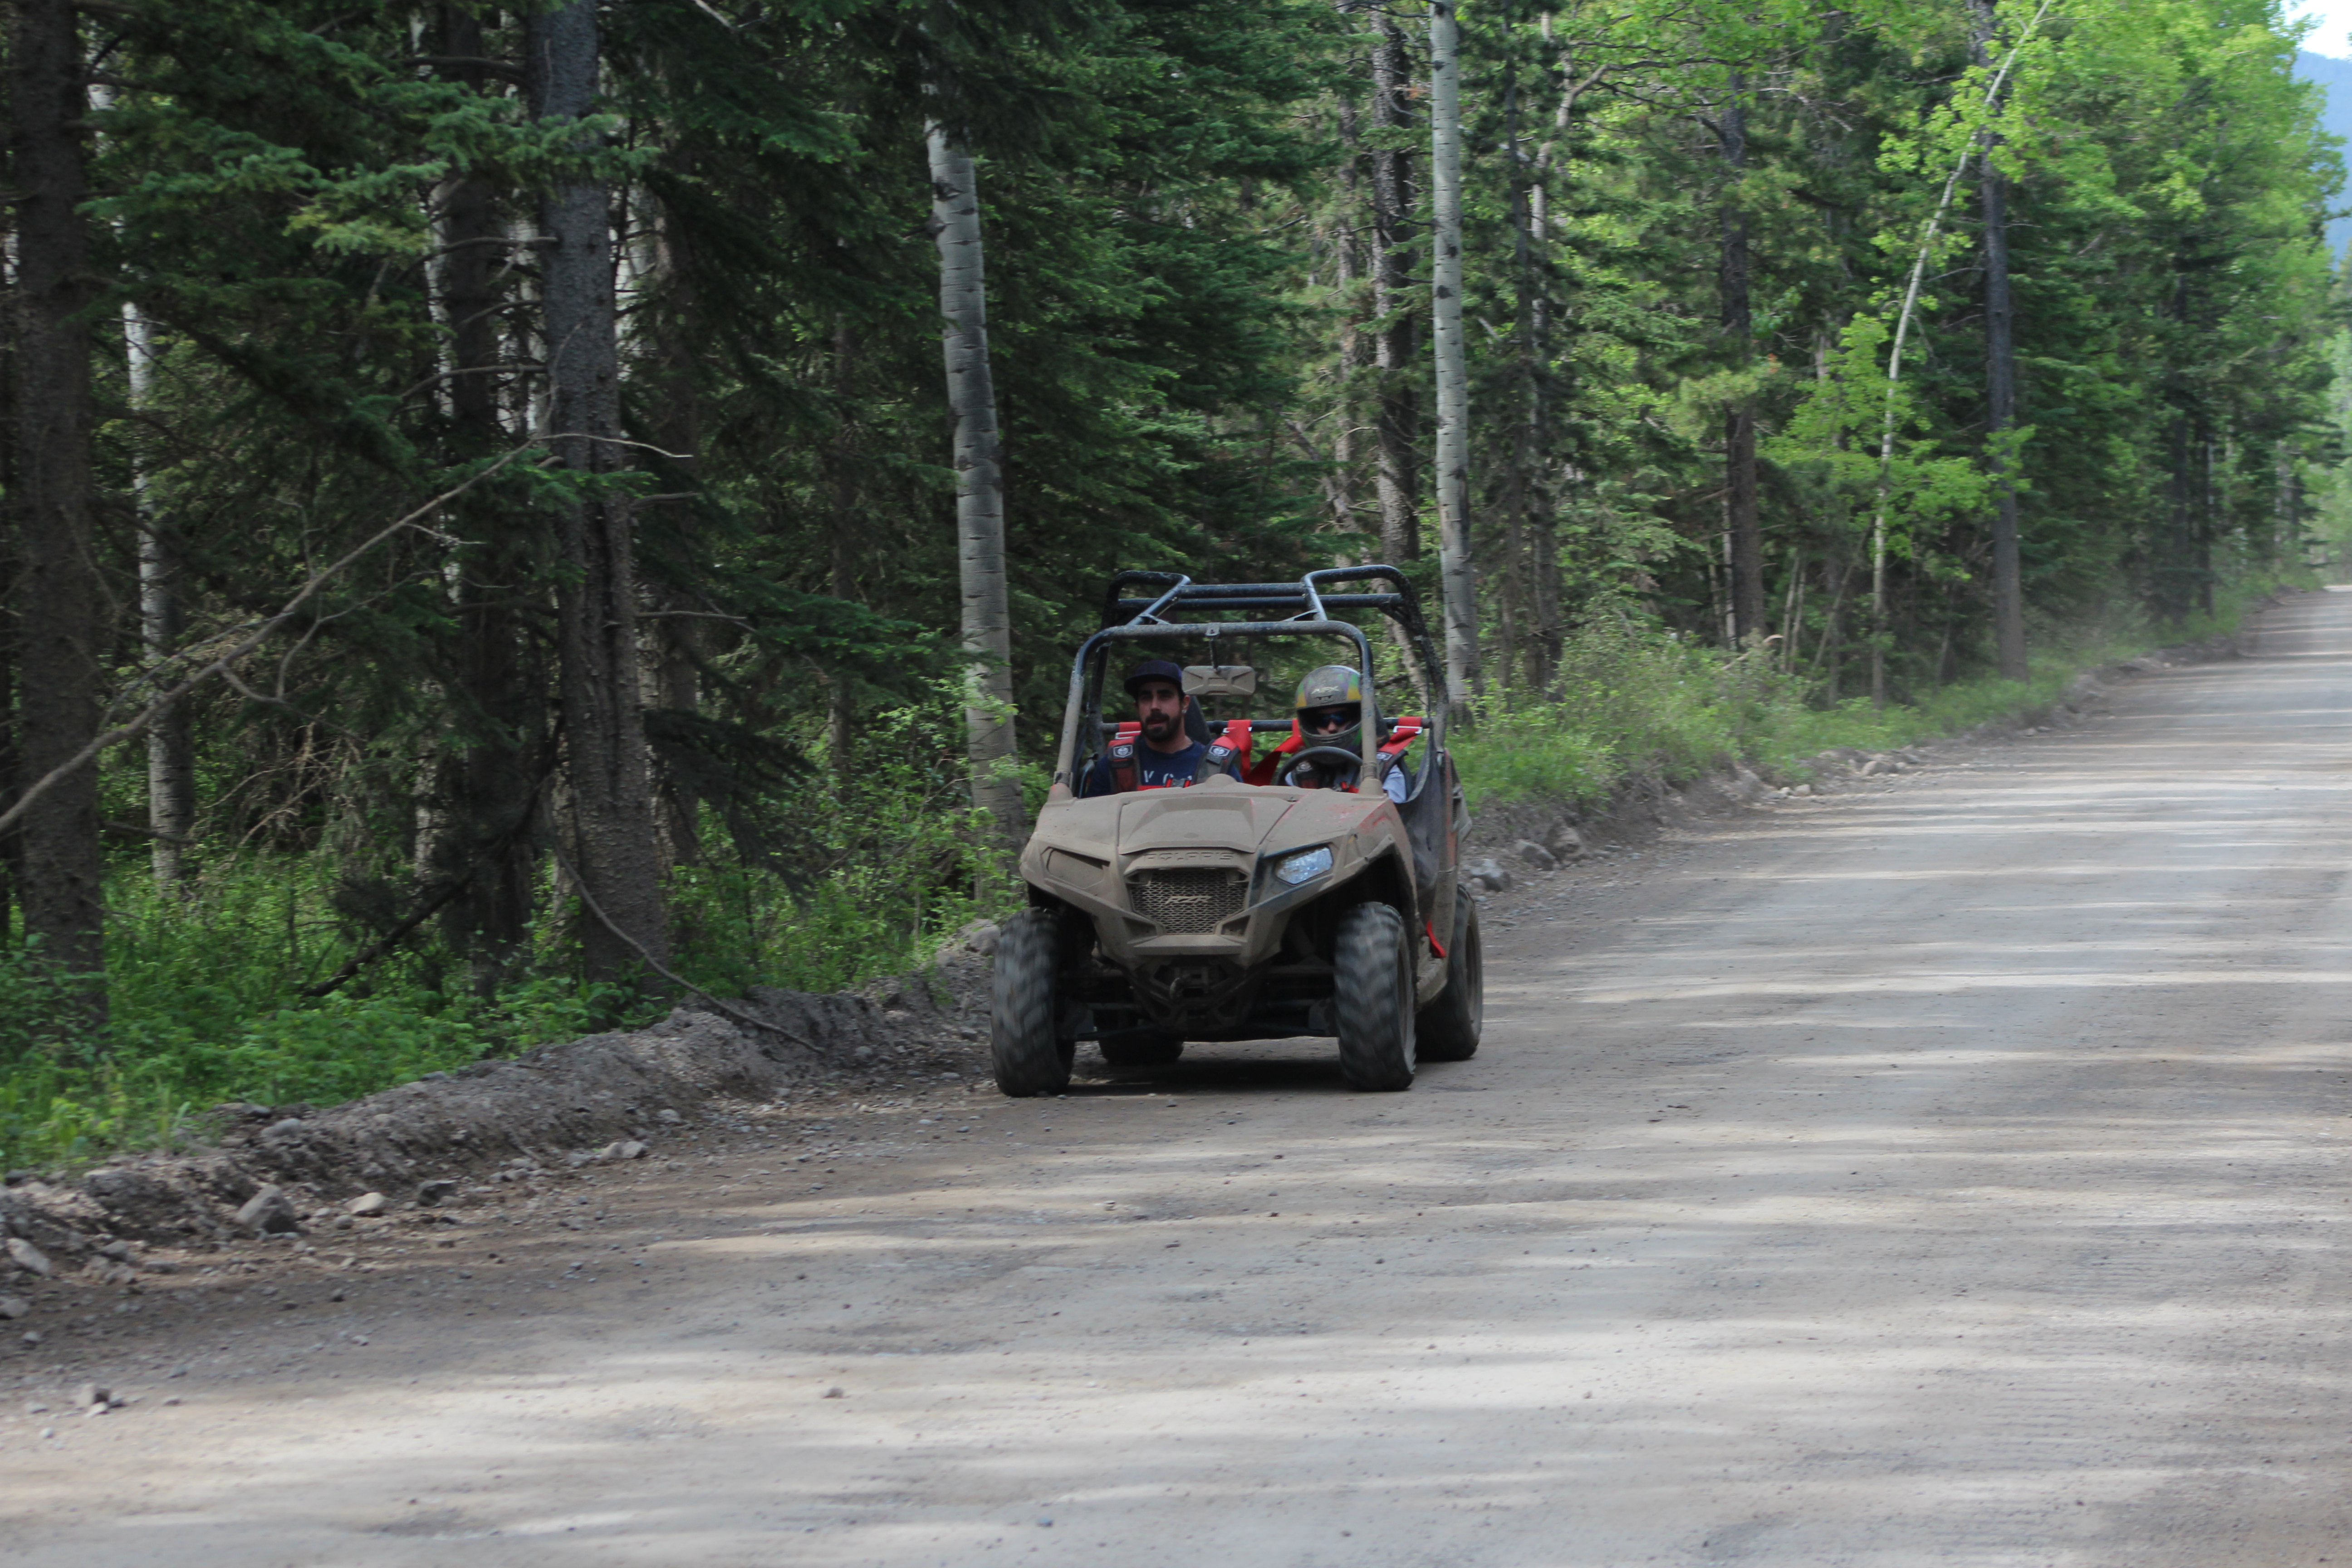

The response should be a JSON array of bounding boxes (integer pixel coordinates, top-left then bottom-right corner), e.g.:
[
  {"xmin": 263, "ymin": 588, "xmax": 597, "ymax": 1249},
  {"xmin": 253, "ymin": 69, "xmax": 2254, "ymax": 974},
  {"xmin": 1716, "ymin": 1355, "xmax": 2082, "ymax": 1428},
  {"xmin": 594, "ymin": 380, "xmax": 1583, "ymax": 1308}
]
[
  {"xmin": 1334, "ymin": 902, "xmax": 1416, "ymax": 1092},
  {"xmin": 1417, "ymin": 887, "xmax": 1483, "ymax": 1062},
  {"xmin": 1099, "ymin": 1032, "xmax": 1185, "ymax": 1067},
  {"xmin": 992, "ymin": 909, "xmax": 1073, "ymax": 1097}
]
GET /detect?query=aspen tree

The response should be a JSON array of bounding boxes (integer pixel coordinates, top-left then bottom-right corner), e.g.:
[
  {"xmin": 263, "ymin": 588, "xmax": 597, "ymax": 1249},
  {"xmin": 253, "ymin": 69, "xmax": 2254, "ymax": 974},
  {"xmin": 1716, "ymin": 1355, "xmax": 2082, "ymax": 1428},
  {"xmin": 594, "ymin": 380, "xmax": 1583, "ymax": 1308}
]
[
  {"xmin": 927, "ymin": 126, "xmax": 1025, "ymax": 847},
  {"xmin": 1430, "ymin": 0, "xmax": 1482, "ymax": 708},
  {"xmin": 1371, "ymin": 10, "xmax": 1423, "ymax": 567},
  {"xmin": 124, "ymin": 303, "xmax": 193, "ymax": 894},
  {"xmin": 1974, "ymin": 0, "xmax": 2028, "ymax": 680},
  {"xmin": 1864, "ymin": 0, "xmax": 2052, "ymax": 706}
]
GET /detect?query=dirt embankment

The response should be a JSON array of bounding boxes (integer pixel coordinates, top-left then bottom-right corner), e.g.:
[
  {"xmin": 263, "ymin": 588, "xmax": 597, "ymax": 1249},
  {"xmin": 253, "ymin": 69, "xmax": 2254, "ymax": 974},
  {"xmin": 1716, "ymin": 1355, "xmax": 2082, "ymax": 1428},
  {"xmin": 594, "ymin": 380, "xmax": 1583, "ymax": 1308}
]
[{"xmin": 0, "ymin": 951, "xmax": 997, "ymax": 1285}]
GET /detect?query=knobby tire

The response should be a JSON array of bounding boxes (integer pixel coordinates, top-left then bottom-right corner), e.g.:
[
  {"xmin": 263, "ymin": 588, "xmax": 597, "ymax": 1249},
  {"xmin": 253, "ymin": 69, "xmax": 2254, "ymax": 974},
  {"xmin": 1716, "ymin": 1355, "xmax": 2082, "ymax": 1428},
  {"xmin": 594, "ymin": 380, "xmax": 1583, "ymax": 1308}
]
[
  {"xmin": 992, "ymin": 908, "xmax": 1073, "ymax": 1097},
  {"xmin": 1417, "ymin": 886, "xmax": 1482, "ymax": 1062},
  {"xmin": 1335, "ymin": 902, "xmax": 1416, "ymax": 1091}
]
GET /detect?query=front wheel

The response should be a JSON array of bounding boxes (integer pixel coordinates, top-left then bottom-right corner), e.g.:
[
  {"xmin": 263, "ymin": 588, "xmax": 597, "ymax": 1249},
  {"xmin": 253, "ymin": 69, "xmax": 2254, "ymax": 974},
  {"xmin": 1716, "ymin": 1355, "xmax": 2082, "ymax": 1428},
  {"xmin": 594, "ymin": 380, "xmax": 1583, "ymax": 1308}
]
[
  {"xmin": 1334, "ymin": 902, "xmax": 1416, "ymax": 1092},
  {"xmin": 1417, "ymin": 888, "xmax": 1483, "ymax": 1062},
  {"xmin": 992, "ymin": 909, "xmax": 1073, "ymax": 1097}
]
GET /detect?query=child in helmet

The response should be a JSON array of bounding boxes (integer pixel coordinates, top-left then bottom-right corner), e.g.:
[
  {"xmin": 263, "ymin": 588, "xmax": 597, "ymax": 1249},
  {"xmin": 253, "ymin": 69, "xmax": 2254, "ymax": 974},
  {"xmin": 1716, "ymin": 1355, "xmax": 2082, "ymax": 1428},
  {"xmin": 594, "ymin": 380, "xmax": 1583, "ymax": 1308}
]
[{"xmin": 1281, "ymin": 665, "xmax": 1410, "ymax": 803}]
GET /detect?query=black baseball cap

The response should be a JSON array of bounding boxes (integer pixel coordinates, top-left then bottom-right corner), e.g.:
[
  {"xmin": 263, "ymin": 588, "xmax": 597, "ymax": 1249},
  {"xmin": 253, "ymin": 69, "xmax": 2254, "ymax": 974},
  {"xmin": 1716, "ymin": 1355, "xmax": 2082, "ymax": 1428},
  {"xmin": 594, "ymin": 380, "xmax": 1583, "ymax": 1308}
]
[{"xmin": 1122, "ymin": 658, "xmax": 1186, "ymax": 695}]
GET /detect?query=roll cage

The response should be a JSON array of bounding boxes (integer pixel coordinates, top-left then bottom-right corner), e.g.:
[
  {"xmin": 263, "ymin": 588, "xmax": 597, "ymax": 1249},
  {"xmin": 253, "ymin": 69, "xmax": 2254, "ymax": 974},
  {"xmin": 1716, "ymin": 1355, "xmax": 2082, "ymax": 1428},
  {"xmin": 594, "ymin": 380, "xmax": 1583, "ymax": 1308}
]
[{"xmin": 1051, "ymin": 566, "xmax": 1451, "ymax": 796}]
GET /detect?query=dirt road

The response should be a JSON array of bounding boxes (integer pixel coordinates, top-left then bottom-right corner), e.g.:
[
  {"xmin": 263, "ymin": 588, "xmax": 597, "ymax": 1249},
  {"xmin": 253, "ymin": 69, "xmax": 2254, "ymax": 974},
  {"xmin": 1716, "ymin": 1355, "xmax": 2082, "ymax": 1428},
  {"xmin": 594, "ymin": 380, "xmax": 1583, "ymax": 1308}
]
[{"xmin": 11, "ymin": 593, "xmax": 2352, "ymax": 1567}]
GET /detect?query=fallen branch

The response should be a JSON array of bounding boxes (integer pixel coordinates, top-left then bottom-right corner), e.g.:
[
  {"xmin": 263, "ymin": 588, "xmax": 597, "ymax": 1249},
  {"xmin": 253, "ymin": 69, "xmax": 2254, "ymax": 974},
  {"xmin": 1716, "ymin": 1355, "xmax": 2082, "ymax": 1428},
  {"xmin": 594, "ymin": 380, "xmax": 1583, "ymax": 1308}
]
[
  {"xmin": 550, "ymin": 844, "xmax": 819, "ymax": 1053},
  {"xmin": 298, "ymin": 875, "xmax": 481, "ymax": 1000},
  {"xmin": 302, "ymin": 766, "xmax": 559, "ymax": 1000},
  {"xmin": 0, "ymin": 442, "xmax": 545, "ymax": 843}
]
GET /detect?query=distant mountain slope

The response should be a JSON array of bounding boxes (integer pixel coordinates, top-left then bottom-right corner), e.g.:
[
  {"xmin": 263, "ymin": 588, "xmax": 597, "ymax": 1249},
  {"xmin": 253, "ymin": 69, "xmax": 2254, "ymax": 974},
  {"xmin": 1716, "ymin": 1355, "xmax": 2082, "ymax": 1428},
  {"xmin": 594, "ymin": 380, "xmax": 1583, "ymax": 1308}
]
[{"xmin": 2297, "ymin": 51, "xmax": 2352, "ymax": 255}]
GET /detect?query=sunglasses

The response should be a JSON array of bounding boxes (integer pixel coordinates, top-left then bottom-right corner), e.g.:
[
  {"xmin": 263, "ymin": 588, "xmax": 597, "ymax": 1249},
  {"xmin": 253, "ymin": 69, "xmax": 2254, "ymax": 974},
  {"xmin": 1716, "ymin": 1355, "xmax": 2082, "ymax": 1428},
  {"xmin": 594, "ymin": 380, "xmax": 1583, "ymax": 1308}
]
[{"xmin": 1303, "ymin": 706, "xmax": 1357, "ymax": 734}]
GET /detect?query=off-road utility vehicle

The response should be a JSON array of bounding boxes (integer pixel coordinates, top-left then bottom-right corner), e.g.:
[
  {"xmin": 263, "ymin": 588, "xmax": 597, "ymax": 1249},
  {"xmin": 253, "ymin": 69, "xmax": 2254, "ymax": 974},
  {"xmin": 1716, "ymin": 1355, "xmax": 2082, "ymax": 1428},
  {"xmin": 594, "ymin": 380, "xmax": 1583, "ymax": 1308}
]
[{"xmin": 992, "ymin": 568, "xmax": 1482, "ymax": 1095}]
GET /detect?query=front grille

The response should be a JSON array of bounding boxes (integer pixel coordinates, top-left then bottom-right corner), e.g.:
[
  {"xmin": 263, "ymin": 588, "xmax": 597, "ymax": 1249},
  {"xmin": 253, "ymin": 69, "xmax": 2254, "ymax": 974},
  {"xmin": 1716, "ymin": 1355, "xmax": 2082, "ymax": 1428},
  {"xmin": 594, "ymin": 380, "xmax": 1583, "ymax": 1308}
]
[{"xmin": 1128, "ymin": 867, "xmax": 1248, "ymax": 933}]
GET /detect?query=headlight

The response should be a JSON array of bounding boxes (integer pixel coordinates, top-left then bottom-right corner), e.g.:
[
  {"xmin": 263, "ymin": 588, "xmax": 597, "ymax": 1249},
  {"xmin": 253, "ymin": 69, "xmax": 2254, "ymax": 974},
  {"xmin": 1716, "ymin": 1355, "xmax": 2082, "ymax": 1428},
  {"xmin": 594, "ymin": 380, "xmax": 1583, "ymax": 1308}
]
[{"xmin": 1274, "ymin": 845, "xmax": 1334, "ymax": 886}]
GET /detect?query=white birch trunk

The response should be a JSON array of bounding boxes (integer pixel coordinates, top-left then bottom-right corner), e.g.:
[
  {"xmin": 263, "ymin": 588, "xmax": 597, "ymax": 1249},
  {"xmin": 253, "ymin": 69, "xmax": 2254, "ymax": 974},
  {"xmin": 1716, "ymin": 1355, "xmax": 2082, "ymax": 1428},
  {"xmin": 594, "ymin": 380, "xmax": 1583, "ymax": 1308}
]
[
  {"xmin": 124, "ymin": 303, "xmax": 193, "ymax": 890},
  {"xmin": 1867, "ymin": 0, "xmax": 2052, "ymax": 708},
  {"xmin": 927, "ymin": 125, "xmax": 1025, "ymax": 846},
  {"xmin": 1428, "ymin": 0, "xmax": 1480, "ymax": 710}
]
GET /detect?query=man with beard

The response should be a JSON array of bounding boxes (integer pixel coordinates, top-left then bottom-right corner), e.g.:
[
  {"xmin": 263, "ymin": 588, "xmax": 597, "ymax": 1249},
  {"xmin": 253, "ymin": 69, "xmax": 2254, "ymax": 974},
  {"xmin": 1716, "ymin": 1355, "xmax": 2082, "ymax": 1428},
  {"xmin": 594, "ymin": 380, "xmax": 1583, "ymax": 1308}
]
[{"xmin": 1079, "ymin": 659, "xmax": 1238, "ymax": 795}]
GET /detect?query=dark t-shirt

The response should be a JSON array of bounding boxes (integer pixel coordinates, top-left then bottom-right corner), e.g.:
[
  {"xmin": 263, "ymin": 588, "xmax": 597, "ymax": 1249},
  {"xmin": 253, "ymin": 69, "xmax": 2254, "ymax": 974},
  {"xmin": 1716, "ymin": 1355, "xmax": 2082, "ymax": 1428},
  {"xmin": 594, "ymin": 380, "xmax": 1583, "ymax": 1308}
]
[{"xmin": 1080, "ymin": 739, "xmax": 1235, "ymax": 796}]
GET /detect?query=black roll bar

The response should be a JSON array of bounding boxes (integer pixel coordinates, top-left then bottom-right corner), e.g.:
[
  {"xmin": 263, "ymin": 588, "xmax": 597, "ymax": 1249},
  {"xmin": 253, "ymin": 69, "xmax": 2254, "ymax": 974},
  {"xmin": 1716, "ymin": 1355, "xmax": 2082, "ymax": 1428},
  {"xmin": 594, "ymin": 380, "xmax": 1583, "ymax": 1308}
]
[{"xmin": 1055, "ymin": 565, "xmax": 1451, "ymax": 791}]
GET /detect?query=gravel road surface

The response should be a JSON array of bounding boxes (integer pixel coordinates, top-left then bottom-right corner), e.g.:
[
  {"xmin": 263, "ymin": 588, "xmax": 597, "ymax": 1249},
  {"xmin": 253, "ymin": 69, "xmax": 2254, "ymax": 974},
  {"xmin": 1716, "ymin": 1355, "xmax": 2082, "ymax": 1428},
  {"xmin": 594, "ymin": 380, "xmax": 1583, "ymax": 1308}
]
[{"xmin": 9, "ymin": 592, "xmax": 2352, "ymax": 1567}]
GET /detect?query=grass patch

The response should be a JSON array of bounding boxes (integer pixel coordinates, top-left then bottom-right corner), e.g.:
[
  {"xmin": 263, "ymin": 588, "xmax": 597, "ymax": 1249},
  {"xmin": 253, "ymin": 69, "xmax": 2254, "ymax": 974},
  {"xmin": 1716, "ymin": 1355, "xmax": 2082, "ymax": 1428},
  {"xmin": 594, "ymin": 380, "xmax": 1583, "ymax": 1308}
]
[
  {"xmin": 1455, "ymin": 582, "xmax": 2293, "ymax": 814},
  {"xmin": 0, "ymin": 696, "xmax": 1014, "ymax": 1174}
]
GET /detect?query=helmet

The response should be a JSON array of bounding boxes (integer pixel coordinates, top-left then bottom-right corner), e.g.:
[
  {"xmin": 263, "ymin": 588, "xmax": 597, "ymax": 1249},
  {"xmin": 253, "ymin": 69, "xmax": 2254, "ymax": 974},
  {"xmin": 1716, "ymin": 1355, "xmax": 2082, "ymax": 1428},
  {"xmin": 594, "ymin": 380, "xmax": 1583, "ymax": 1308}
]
[{"xmin": 1293, "ymin": 665, "xmax": 1365, "ymax": 746}]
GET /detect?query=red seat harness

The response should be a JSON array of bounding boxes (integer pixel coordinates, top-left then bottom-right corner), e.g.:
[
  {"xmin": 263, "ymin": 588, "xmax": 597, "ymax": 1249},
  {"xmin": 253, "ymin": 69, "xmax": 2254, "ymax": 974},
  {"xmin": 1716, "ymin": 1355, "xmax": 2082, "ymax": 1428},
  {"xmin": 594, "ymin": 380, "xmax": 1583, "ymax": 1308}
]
[{"xmin": 1243, "ymin": 715, "xmax": 1423, "ymax": 793}]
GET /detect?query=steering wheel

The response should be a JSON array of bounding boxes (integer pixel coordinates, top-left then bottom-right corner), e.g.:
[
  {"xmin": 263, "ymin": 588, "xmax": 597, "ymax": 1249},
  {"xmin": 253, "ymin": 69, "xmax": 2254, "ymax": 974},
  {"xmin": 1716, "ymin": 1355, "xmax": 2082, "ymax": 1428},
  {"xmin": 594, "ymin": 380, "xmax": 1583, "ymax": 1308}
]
[{"xmin": 1279, "ymin": 745, "xmax": 1370, "ymax": 789}]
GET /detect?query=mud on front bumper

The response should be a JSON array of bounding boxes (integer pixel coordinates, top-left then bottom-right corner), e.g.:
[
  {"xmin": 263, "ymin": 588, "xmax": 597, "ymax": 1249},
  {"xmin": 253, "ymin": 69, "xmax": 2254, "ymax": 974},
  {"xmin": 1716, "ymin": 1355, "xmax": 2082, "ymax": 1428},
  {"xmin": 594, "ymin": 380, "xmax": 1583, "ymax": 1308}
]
[{"xmin": 1019, "ymin": 788, "xmax": 1417, "ymax": 1039}]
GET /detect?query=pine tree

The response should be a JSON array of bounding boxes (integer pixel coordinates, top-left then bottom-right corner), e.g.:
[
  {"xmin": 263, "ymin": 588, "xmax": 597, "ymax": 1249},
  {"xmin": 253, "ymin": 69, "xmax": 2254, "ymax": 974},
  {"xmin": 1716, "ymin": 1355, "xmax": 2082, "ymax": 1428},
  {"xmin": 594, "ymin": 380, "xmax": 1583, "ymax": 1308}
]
[{"xmin": 10, "ymin": 0, "xmax": 106, "ymax": 1013}]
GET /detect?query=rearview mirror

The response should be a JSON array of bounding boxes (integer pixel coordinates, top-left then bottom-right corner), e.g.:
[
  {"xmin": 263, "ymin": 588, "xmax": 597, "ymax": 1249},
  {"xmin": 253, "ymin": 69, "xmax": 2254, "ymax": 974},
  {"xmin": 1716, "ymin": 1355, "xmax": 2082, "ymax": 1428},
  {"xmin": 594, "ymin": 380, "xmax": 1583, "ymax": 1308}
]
[{"xmin": 1182, "ymin": 664, "xmax": 1259, "ymax": 699}]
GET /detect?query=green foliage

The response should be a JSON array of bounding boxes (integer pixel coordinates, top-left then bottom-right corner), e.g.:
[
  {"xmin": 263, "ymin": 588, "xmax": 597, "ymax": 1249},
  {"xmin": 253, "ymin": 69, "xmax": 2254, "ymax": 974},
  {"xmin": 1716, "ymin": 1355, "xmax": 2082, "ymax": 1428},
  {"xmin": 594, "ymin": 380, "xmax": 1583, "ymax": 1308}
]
[
  {"xmin": 0, "ymin": 683, "xmax": 1020, "ymax": 1173},
  {"xmin": 666, "ymin": 687, "xmax": 1026, "ymax": 998},
  {"xmin": 1455, "ymin": 574, "xmax": 2301, "ymax": 815},
  {"xmin": 1454, "ymin": 622, "xmax": 1791, "ymax": 804}
]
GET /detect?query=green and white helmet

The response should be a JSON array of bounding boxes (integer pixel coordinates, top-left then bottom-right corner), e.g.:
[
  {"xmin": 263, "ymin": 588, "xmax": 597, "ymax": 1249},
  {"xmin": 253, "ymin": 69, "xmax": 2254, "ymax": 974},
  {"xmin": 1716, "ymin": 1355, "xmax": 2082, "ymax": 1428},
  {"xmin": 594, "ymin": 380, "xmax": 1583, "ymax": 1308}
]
[{"xmin": 1294, "ymin": 665, "xmax": 1366, "ymax": 744}]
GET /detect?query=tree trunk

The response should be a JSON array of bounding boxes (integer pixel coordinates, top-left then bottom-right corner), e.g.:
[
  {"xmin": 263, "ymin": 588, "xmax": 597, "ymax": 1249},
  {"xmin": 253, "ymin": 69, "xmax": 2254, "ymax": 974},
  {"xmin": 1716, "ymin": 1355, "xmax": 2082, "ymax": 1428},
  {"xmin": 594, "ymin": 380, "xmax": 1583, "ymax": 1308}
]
[
  {"xmin": 529, "ymin": 0, "xmax": 669, "ymax": 978},
  {"xmin": 926, "ymin": 125, "xmax": 1025, "ymax": 845},
  {"xmin": 434, "ymin": 7, "xmax": 539, "ymax": 985},
  {"xmin": 2197, "ymin": 425, "xmax": 2215, "ymax": 618},
  {"xmin": 1980, "ymin": 159, "xmax": 2027, "ymax": 676},
  {"xmin": 1428, "ymin": 0, "xmax": 1480, "ymax": 709},
  {"xmin": 2164, "ymin": 412, "xmax": 2192, "ymax": 622},
  {"xmin": 1719, "ymin": 84, "xmax": 1764, "ymax": 645},
  {"xmin": 1370, "ymin": 13, "xmax": 1420, "ymax": 566},
  {"xmin": 1328, "ymin": 94, "xmax": 1363, "ymax": 543},
  {"xmin": 124, "ymin": 303, "xmax": 195, "ymax": 892},
  {"xmin": 827, "ymin": 322, "xmax": 859, "ymax": 782},
  {"xmin": 1504, "ymin": 64, "xmax": 1541, "ymax": 694},
  {"xmin": 1527, "ymin": 24, "xmax": 1572, "ymax": 693},
  {"xmin": 10, "ymin": 0, "xmax": 106, "ymax": 1014},
  {"xmin": 1864, "ymin": 0, "xmax": 2051, "ymax": 705},
  {"xmin": 1974, "ymin": 1, "xmax": 2027, "ymax": 680},
  {"xmin": 645, "ymin": 158, "xmax": 705, "ymax": 872}
]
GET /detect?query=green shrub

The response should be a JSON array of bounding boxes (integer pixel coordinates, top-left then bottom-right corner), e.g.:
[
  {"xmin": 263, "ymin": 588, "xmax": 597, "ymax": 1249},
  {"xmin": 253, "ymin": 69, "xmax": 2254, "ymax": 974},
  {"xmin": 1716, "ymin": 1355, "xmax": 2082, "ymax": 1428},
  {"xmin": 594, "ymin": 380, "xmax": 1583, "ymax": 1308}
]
[
  {"xmin": 0, "ymin": 686, "xmax": 1020, "ymax": 1173},
  {"xmin": 1454, "ymin": 585, "xmax": 2291, "ymax": 813}
]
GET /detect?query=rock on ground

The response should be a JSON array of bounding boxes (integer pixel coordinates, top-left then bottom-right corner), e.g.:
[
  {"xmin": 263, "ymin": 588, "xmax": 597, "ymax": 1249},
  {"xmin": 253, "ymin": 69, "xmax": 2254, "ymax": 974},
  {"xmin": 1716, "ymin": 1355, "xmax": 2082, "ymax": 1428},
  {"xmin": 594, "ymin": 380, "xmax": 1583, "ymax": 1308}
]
[
  {"xmin": 1465, "ymin": 858, "xmax": 1513, "ymax": 893},
  {"xmin": 0, "ymin": 963, "xmax": 991, "ymax": 1268}
]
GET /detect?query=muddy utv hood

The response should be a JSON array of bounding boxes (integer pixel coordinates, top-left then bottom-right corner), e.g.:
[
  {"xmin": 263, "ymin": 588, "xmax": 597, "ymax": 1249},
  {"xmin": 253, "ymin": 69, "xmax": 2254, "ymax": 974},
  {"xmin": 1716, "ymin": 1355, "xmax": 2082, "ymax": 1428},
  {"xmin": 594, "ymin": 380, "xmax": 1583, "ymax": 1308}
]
[
  {"xmin": 1021, "ymin": 775, "xmax": 1412, "ymax": 960},
  {"xmin": 1112, "ymin": 786, "xmax": 1307, "ymax": 853},
  {"xmin": 1026, "ymin": 776, "xmax": 1396, "ymax": 866}
]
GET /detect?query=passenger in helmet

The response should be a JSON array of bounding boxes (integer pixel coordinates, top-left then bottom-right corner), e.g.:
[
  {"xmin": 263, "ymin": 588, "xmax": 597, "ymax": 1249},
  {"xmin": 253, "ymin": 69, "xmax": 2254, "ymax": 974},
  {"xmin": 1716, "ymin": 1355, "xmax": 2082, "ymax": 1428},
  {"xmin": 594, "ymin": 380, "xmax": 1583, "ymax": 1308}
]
[{"xmin": 1281, "ymin": 665, "xmax": 1409, "ymax": 803}]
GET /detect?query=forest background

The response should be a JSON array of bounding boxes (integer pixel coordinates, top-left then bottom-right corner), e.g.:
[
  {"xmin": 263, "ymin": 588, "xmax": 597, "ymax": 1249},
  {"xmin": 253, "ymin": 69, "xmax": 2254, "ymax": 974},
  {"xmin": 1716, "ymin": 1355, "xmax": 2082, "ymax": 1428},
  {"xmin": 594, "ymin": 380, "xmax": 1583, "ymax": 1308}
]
[{"xmin": 1, "ymin": 0, "xmax": 2345, "ymax": 1167}]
